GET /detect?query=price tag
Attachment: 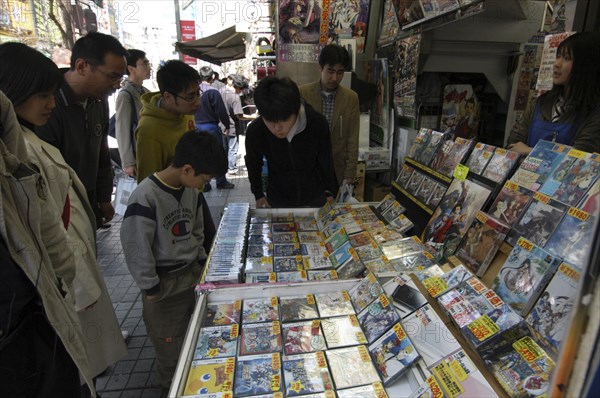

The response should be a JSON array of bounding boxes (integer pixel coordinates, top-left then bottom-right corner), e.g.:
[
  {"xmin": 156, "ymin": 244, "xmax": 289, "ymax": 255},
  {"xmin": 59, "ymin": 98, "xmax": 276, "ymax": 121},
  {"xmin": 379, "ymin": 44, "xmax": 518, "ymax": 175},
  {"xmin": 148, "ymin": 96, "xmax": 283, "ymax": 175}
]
[
  {"xmin": 467, "ymin": 315, "xmax": 500, "ymax": 342},
  {"xmin": 424, "ymin": 276, "xmax": 449, "ymax": 297},
  {"xmin": 453, "ymin": 164, "xmax": 469, "ymax": 181}
]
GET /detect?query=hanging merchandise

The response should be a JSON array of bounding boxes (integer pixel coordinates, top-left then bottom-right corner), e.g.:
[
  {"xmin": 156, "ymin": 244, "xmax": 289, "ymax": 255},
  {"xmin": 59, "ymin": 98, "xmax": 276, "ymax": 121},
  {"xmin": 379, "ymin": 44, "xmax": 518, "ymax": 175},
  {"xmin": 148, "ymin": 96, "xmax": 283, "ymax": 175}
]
[
  {"xmin": 377, "ymin": 0, "xmax": 401, "ymax": 48},
  {"xmin": 393, "ymin": 34, "xmax": 421, "ymax": 120},
  {"xmin": 368, "ymin": 59, "xmax": 390, "ymax": 146}
]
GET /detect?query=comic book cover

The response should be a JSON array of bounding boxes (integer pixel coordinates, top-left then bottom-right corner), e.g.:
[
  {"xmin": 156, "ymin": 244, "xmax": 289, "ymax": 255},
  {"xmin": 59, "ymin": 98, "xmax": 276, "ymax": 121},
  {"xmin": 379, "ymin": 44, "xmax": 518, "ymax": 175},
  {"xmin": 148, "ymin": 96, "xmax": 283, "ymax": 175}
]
[
  {"xmin": 247, "ymin": 244, "xmax": 274, "ymax": 259},
  {"xmin": 481, "ymin": 148, "xmax": 520, "ymax": 183},
  {"xmin": 282, "ymin": 320, "xmax": 326, "ymax": 355},
  {"xmin": 432, "ymin": 350, "xmax": 496, "ymax": 398},
  {"xmin": 511, "ymin": 140, "xmax": 570, "ymax": 191},
  {"xmin": 464, "ymin": 142, "xmax": 494, "ymax": 175},
  {"xmin": 486, "ymin": 337, "xmax": 555, "ymax": 398},
  {"xmin": 324, "ymin": 228, "xmax": 350, "ymax": 254},
  {"xmin": 376, "ymin": 193, "xmax": 397, "ymax": 214},
  {"xmin": 203, "ymin": 301, "xmax": 242, "ymax": 327},
  {"xmin": 315, "ymin": 291, "xmax": 355, "ymax": 317},
  {"xmin": 414, "ymin": 176, "xmax": 437, "ymax": 205},
  {"xmin": 438, "ymin": 137, "xmax": 475, "ymax": 177},
  {"xmin": 406, "ymin": 128, "xmax": 431, "ymax": 161},
  {"xmin": 245, "ymin": 272, "xmax": 277, "ymax": 284},
  {"xmin": 297, "ymin": 231, "xmax": 322, "ymax": 243},
  {"xmin": 302, "ymin": 255, "xmax": 333, "ymax": 270},
  {"xmin": 393, "ymin": 250, "xmax": 438, "ymax": 272},
  {"xmin": 426, "ymin": 182, "xmax": 448, "ymax": 208},
  {"xmin": 403, "ymin": 304, "xmax": 461, "ymax": 368},
  {"xmin": 422, "ymin": 264, "xmax": 473, "ymax": 298},
  {"xmin": 184, "ymin": 357, "xmax": 235, "ymax": 396},
  {"xmin": 357, "ymin": 294, "xmax": 401, "ymax": 343},
  {"xmin": 417, "ymin": 130, "xmax": 448, "ymax": 167},
  {"xmin": 455, "ymin": 211, "xmax": 510, "ymax": 276},
  {"xmin": 423, "ymin": 178, "xmax": 492, "ymax": 261},
  {"xmin": 507, "ymin": 191, "xmax": 567, "ymax": 247},
  {"xmin": 248, "ymin": 234, "xmax": 273, "ymax": 246},
  {"xmin": 282, "ymin": 352, "xmax": 334, "ymax": 396},
  {"xmin": 272, "ymin": 232, "xmax": 299, "ymax": 244},
  {"xmin": 245, "ymin": 256, "xmax": 274, "ymax": 273},
  {"xmin": 492, "ymin": 237, "xmax": 559, "ymax": 316},
  {"xmin": 242, "ymin": 297, "xmax": 279, "ymax": 324},
  {"xmin": 488, "ymin": 180, "xmax": 533, "ymax": 227},
  {"xmin": 405, "ymin": 170, "xmax": 426, "ymax": 196},
  {"xmin": 540, "ymin": 150, "xmax": 600, "ymax": 206},
  {"xmin": 194, "ymin": 325, "xmax": 239, "ymax": 360},
  {"xmin": 544, "ymin": 208, "xmax": 595, "ymax": 269},
  {"xmin": 276, "ymin": 271, "xmax": 309, "ymax": 283},
  {"xmin": 273, "ymin": 256, "xmax": 304, "ymax": 272},
  {"xmin": 348, "ymin": 272, "xmax": 384, "ymax": 312},
  {"xmin": 364, "ymin": 257, "xmax": 396, "ymax": 274},
  {"xmin": 325, "ymin": 345, "xmax": 381, "ymax": 389},
  {"xmin": 321, "ymin": 314, "xmax": 367, "ymax": 348},
  {"xmin": 336, "ymin": 382, "xmax": 388, "ymax": 398},
  {"xmin": 307, "ymin": 269, "xmax": 339, "ymax": 281},
  {"xmin": 369, "ymin": 323, "xmax": 420, "ymax": 385},
  {"xmin": 336, "ymin": 255, "xmax": 365, "ymax": 279},
  {"xmin": 348, "ymin": 231, "xmax": 375, "ymax": 248},
  {"xmin": 279, "ymin": 295, "xmax": 319, "ymax": 322},
  {"xmin": 526, "ymin": 262, "xmax": 581, "ymax": 351},
  {"xmin": 272, "ymin": 222, "xmax": 297, "ymax": 233},
  {"xmin": 233, "ymin": 353, "xmax": 282, "ymax": 397},
  {"xmin": 396, "ymin": 163, "xmax": 416, "ymax": 187},
  {"xmin": 239, "ymin": 322, "xmax": 283, "ymax": 356}
]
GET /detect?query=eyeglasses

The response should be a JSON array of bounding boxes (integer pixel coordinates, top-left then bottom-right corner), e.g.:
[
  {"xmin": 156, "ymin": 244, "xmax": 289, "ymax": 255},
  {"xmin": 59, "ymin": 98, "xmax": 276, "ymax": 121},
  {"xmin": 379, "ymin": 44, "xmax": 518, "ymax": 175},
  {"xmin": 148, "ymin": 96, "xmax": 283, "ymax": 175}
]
[
  {"xmin": 169, "ymin": 90, "xmax": 200, "ymax": 103},
  {"xmin": 86, "ymin": 60, "xmax": 124, "ymax": 82}
]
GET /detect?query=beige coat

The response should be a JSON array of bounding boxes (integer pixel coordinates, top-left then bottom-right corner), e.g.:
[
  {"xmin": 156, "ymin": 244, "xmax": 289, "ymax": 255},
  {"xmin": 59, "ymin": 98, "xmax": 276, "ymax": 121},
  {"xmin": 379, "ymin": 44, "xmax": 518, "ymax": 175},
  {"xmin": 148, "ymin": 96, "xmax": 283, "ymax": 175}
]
[{"xmin": 299, "ymin": 81, "xmax": 360, "ymax": 185}]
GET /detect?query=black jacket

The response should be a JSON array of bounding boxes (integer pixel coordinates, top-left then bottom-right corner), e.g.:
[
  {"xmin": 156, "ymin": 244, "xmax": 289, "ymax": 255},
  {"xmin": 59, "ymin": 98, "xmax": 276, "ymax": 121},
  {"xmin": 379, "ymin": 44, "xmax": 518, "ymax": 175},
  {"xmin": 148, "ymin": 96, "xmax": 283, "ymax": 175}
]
[{"xmin": 245, "ymin": 103, "xmax": 339, "ymax": 207}]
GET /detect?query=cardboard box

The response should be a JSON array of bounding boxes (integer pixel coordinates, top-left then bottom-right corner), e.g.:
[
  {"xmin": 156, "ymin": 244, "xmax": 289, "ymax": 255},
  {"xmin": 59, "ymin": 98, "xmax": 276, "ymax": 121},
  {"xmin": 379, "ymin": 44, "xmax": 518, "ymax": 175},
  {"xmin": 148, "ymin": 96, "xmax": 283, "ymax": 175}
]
[{"xmin": 364, "ymin": 177, "xmax": 391, "ymax": 202}]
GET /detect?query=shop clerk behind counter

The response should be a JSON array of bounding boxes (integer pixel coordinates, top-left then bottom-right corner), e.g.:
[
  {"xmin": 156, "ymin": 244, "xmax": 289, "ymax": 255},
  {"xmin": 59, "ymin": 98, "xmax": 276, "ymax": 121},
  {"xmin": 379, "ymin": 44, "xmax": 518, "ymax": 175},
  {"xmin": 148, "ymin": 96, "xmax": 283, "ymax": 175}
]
[{"xmin": 506, "ymin": 32, "xmax": 600, "ymax": 155}]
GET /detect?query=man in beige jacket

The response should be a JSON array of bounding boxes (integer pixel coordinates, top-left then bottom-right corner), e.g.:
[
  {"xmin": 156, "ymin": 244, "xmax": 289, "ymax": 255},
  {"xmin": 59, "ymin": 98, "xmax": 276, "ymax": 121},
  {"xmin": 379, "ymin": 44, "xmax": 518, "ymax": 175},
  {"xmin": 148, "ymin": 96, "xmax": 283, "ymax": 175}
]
[{"xmin": 299, "ymin": 44, "xmax": 360, "ymax": 186}]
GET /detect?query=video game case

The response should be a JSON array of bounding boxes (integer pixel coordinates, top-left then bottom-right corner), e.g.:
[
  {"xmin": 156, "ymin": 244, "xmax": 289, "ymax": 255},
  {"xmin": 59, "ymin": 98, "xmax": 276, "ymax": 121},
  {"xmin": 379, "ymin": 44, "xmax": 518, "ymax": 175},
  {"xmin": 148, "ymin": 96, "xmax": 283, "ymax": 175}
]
[
  {"xmin": 381, "ymin": 201, "xmax": 407, "ymax": 224},
  {"xmin": 297, "ymin": 231, "xmax": 322, "ymax": 243},
  {"xmin": 293, "ymin": 213, "xmax": 316, "ymax": 223},
  {"xmin": 370, "ymin": 225, "xmax": 404, "ymax": 245},
  {"xmin": 248, "ymin": 234, "xmax": 273, "ymax": 246},
  {"xmin": 329, "ymin": 241, "xmax": 359, "ymax": 270},
  {"xmin": 321, "ymin": 218, "xmax": 343, "ymax": 239},
  {"xmin": 300, "ymin": 242, "xmax": 328, "ymax": 258},
  {"xmin": 393, "ymin": 250, "xmax": 438, "ymax": 273},
  {"xmin": 439, "ymin": 137, "xmax": 475, "ymax": 178},
  {"xmin": 282, "ymin": 320, "xmax": 326, "ymax": 355},
  {"xmin": 376, "ymin": 193, "xmax": 398, "ymax": 214},
  {"xmin": 544, "ymin": 207, "xmax": 595, "ymax": 269},
  {"xmin": 422, "ymin": 264, "xmax": 473, "ymax": 298},
  {"xmin": 325, "ymin": 345, "xmax": 381, "ymax": 389},
  {"xmin": 276, "ymin": 270, "xmax": 308, "ymax": 283},
  {"xmin": 369, "ymin": 322, "xmax": 420, "ymax": 386},
  {"xmin": 492, "ymin": 237, "xmax": 560, "ymax": 316},
  {"xmin": 282, "ymin": 351, "xmax": 334, "ymax": 396},
  {"xmin": 245, "ymin": 256, "xmax": 274, "ymax": 274},
  {"xmin": 406, "ymin": 170, "xmax": 426, "ymax": 197},
  {"xmin": 273, "ymin": 256, "xmax": 304, "ymax": 272},
  {"xmin": 389, "ymin": 213, "xmax": 415, "ymax": 234},
  {"xmin": 248, "ymin": 222, "xmax": 271, "ymax": 234},
  {"xmin": 396, "ymin": 163, "xmax": 416, "ymax": 187},
  {"xmin": 347, "ymin": 231, "xmax": 375, "ymax": 248},
  {"xmin": 307, "ymin": 269, "xmax": 339, "ymax": 281},
  {"xmin": 324, "ymin": 228, "xmax": 349, "ymax": 254},
  {"xmin": 481, "ymin": 147, "xmax": 520, "ymax": 183},
  {"xmin": 357, "ymin": 294, "xmax": 401, "ymax": 344},
  {"xmin": 247, "ymin": 244, "xmax": 274, "ymax": 259},
  {"xmin": 430, "ymin": 139, "xmax": 455, "ymax": 173},
  {"xmin": 279, "ymin": 295, "xmax": 319, "ymax": 322},
  {"xmin": 242, "ymin": 297, "xmax": 279, "ymax": 324},
  {"xmin": 431, "ymin": 350, "xmax": 497, "ymax": 398},
  {"xmin": 526, "ymin": 262, "xmax": 582, "ymax": 351},
  {"xmin": 194, "ymin": 324, "xmax": 239, "ymax": 360},
  {"xmin": 437, "ymin": 289, "xmax": 482, "ymax": 329},
  {"xmin": 184, "ymin": 357, "xmax": 235, "ymax": 396},
  {"xmin": 336, "ymin": 382, "xmax": 389, "ymax": 398},
  {"xmin": 488, "ymin": 180, "xmax": 534, "ymax": 227},
  {"xmin": 354, "ymin": 242, "xmax": 384, "ymax": 263},
  {"xmin": 234, "ymin": 353, "xmax": 282, "ymax": 397},
  {"xmin": 274, "ymin": 243, "xmax": 303, "ymax": 258},
  {"xmin": 414, "ymin": 175, "xmax": 437, "ymax": 205},
  {"xmin": 455, "ymin": 211, "xmax": 510, "ymax": 276},
  {"xmin": 464, "ymin": 142, "xmax": 495, "ymax": 175},
  {"xmin": 315, "ymin": 291, "xmax": 355, "ymax": 317},
  {"xmin": 335, "ymin": 256, "xmax": 365, "ymax": 279},
  {"xmin": 417, "ymin": 130, "xmax": 448, "ymax": 167},
  {"xmin": 250, "ymin": 214, "xmax": 271, "ymax": 224},
  {"xmin": 271, "ymin": 212, "xmax": 294, "ymax": 223},
  {"xmin": 380, "ymin": 236, "xmax": 424, "ymax": 260},
  {"xmin": 511, "ymin": 140, "xmax": 570, "ymax": 191},
  {"xmin": 296, "ymin": 220, "xmax": 319, "ymax": 232},
  {"xmin": 346, "ymin": 272, "xmax": 383, "ymax": 313},
  {"xmin": 239, "ymin": 321, "xmax": 282, "ymax": 356},
  {"xmin": 302, "ymin": 255, "xmax": 333, "ymax": 271},
  {"xmin": 203, "ymin": 301, "xmax": 242, "ymax": 327},
  {"xmin": 427, "ymin": 182, "xmax": 448, "ymax": 209},
  {"xmin": 406, "ymin": 128, "xmax": 431, "ymax": 162},
  {"xmin": 272, "ymin": 232, "xmax": 299, "ymax": 244},
  {"xmin": 321, "ymin": 314, "xmax": 367, "ymax": 348}
]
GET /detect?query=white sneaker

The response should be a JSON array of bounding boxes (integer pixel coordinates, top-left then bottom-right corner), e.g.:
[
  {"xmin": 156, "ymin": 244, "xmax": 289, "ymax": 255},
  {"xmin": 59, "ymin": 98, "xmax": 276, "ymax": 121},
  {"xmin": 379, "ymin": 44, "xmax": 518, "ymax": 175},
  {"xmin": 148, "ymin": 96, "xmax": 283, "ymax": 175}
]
[
  {"xmin": 121, "ymin": 330, "xmax": 130, "ymax": 340},
  {"xmin": 227, "ymin": 169, "xmax": 239, "ymax": 175}
]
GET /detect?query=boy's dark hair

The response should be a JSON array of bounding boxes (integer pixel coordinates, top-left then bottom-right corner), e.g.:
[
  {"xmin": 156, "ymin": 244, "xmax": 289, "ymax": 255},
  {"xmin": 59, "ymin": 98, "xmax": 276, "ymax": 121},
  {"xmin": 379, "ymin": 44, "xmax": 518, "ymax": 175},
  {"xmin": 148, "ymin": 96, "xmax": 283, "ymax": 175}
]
[
  {"xmin": 173, "ymin": 130, "xmax": 227, "ymax": 176},
  {"xmin": 0, "ymin": 42, "xmax": 62, "ymax": 107},
  {"xmin": 126, "ymin": 49, "xmax": 146, "ymax": 68},
  {"xmin": 319, "ymin": 44, "xmax": 350, "ymax": 70},
  {"xmin": 199, "ymin": 66, "xmax": 213, "ymax": 82},
  {"xmin": 70, "ymin": 32, "xmax": 128, "ymax": 69},
  {"xmin": 157, "ymin": 60, "xmax": 200, "ymax": 95},
  {"xmin": 253, "ymin": 76, "xmax": 301, "ymax": 121},
  {"xmin": 213, "ymin": 71, "xmax": 220, "ymax": 80}
]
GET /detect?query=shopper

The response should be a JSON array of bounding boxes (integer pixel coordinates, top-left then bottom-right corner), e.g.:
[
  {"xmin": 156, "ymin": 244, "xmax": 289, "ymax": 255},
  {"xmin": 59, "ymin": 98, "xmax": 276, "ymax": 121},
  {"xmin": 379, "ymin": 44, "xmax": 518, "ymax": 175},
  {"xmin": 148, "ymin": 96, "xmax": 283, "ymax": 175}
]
[
  {"xmin": 300, "ymin": 44, "xmax": 360, "ymax": 186},
  {"xmin": 35, "ymin": 31, "xmax": 128, "ymax": 229},
  {"xmin": 121, "ymin": 131, "xmax": 226, "ymax": 388},
  {"xmin": 195, "ymin": 65, "xmax": 234, "ymax": 190},
  {"xmin": 245, "ymin": 76, "xmax": 339, "ymax": 208},
  {"xmin": 115, "ymin": 49, "xmax": 151, "ymax": 177},
  {"xmin": 507, "ymin": 32, "xmax": 600, "ymax": 155},
  {"xmin": 0, "ymin": 42, "xmax": 127, "ymax": 381}
]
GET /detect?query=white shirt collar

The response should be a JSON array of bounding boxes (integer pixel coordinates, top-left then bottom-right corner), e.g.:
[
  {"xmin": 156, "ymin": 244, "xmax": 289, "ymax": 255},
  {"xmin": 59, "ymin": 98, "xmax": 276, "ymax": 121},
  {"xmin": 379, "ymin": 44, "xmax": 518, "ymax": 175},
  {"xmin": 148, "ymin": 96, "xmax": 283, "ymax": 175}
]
[{"xmin": 286, "ymin": 104, "xmax": 307, "ymax": 143}]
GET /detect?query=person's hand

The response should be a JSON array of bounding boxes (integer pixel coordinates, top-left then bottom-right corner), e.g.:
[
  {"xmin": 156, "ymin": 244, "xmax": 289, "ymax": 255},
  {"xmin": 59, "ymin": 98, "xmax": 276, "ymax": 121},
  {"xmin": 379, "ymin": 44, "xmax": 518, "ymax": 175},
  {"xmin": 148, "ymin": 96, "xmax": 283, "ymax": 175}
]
[
  {"xmin": 146, "ymin": 294, "xmax": 160, "ymax": 302},
  {"xmin": 507, "ymin": 141, "xmax": 532, "ymax": 156},
  {"xmin": 223, "ymin": 128, "xmax": 230, "ymax": 136},
  {"xmin": 99, "ymin": 202, "xmax": 115, "ymax": 223},
  {"xmin": 256, "ymin": 197, "xmax": 270, "ymax": 209},
  {"xmin": 326, "ymin": 195, "xmax": 335, "ymax": 204},
  {"xmin": 123, "ymin": 166, "xmax": 136, "ymax": 177},
  {"xmin": 344, "ymin": 178, "xmax": 355, "ymax": 186}
]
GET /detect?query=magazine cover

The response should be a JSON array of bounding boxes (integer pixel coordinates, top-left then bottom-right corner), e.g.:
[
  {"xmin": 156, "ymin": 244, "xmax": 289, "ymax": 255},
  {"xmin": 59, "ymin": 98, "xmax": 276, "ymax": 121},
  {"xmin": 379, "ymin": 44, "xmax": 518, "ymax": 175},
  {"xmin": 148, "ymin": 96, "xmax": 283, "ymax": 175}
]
[
  {"xmin": 239, "ymin": 321, "xmax": 283, "ymax": 356},
  {"xmin": 315, "ymin": 291, "xmax": 356, "ymax": 317},
  {"xmin": 464, "ymin": 142, "xmax": 494, "ymax": 175},
  {"xmin": 203, "ymin": 301, "xmax": 242, "ymax": 327},
  {"xmin": 507, "ymin": 191, "xmax": 567, "ymax": 247},
  {"xmin": 272, "ymin": 232, "xmax": 299, "ymax": 244},
  {"xmin": 276, "ymin": 270, "xmax": 309, "ymax": 283},
  {"xmin": 307, "ymin": 269, "xmax": 339, "ymax": 281},
  {"xmin": 357, "ymin": 294, "xmax": 401, "ymax": 343},
  {"xmin": 369, "ymin": 323, "xmax": 420, "ymax": 385},
  {"xmin": 526, "ymin": 262, "xmax": 581, "ymax": 351},
  {"xmin": 234, "ymin": 353, "xmax": 282, "ymax": 397},
  {"xmin": 432, "ymin": 350, "xmax": 496, "ymax": 398},
  {"xmin": 321, "ymin": 315, "xmax": 367, "ymax": 348},
  {"xmin": 544, "ymin": 207, "xmax": 595, "ymax": 269},
  {"xmin": 455, "ymin": 211, "xmax": 510, "ymax": 276},
  {"xmin": 481, "ymin": 148, "xmax": 520, "ymax": 183},
  {"xmin": 488, "ymin": 181, "xmax": 533, "ymax": 227},
  {"xmin": 194, "ymin": 325, "xmax": 239, "ymax": 360},
  {"xmin": 282, "ymin": 320, "xmax": 326, "ymax": 355},
  {"xmin": 337, "ymin": 382, "xmax": 388, "ymax": 398},
  {"xmin": 492, "ymin": 237, "xmax": 560, "ymax": 315},
  {"xmin": 511, "ymin": 140, "xmax": 570, "ymax": 191},
  {"xmin": 279, "ymin": 295, "xmax": 319, "ymax": 322},
  {"xmin": 273, "ymin": 256, "xmax": 304, "ymax": 272},
  {"xmin": 423, "ymin": 177, "xmax": 493, "ymax": 261},
  {"xmin": 325, "ymin": 345, "xmax": 381, "ymax": 389},
  {"xmin": 282, "ymin": 352, "xmax": 334, "ymax": 396},
  {"xmin": 348, "ymin": 272, "xmax": 384, "ymax": 313},
  {"xmin": 184, "ymin": 357, "xmax": 235, "ymax": 396},
  {"xmin": 396, "ymin": 163, "xmax": 416, "ymax": 187},
  {"xmin": 242, "ymin": 297, "xmax": 280, "ymax": 324}
]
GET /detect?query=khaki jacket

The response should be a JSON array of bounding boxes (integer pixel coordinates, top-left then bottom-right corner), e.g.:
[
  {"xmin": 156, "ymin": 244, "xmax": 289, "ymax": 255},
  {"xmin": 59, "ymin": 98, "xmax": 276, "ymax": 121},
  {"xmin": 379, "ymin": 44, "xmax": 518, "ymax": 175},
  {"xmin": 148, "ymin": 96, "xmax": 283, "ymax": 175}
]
[{"xmin": 299, "ymin": 81, "xmax": 360, "ymax": 185}]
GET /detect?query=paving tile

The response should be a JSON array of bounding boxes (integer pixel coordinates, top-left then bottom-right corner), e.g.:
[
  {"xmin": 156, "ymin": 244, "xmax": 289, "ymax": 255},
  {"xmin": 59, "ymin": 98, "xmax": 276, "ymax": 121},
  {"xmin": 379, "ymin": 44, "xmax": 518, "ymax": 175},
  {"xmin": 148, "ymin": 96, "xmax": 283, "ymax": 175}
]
[
  {"xmin": 106, "ymin": 373, "xmax": 129, "ymax": 390},
  {"xmin": 116, "ymin": 302, "xmax": 134, "ymax": 312},
  {"xmin": 129, "ymin": 308, "xmax": 143, "ymax": 318},
  {"xmin": 124, "ymin": 347, "xmax": 142, "ymax": 361},
  {"xmin": 113, "ymin": 360, "xmax": 136, "ymax": 374},
  {"xmin": 121, "ymin": 390, "xmax": 143, "ymax": 398},
  {"xmin": 121, "ymin": 317, "xmax": 141, "ymax": 330},
  {"xmin": 123, "ymin": 293, "xmax": 140, "ymax": 303},
  {"xmin": 127, "ymin": 336, "xmax": 146, "ymax": 348},
  {"xmin": 132, "ymin": 324, "xmax": 147, "ymax": 337},
  {"xmin": 96, "ymin": 374, "xmax": 111, "ymax": 391},
  {"xmin": 126, "ymin": 372, "xmax": 149, "ymax": 389},
  {"xmin": 146, "ymin": 371, "xmax": 163, "ymax": 388},
  {"xmin": 141, "ymin": 388, "xmax": 164, "ymax": 398},
  {"xmin": 100, "ymin": 392, "xmax": 122, "ymax": 398},
  {"xmin": 139, "ymin": 346, "xmax": 155, "ymax": 359},
  {"xmin": 133, "ymin": 358, "xmax": 154, "ymax": 373}
]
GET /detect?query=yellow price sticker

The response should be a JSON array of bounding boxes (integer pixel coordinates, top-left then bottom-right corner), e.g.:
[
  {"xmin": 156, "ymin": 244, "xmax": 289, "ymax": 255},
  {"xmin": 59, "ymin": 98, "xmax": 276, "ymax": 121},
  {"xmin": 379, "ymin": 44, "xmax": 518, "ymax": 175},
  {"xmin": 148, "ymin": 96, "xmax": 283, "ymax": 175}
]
[
  {"xmin": 453, "ymin": 164, "xmax": 469, "ymax": 181},
  {"xmin": 424, "ymin": 276, "xmax": 449, "ymax": 297},
  {"xmin": 467, "ymin": 315, "xmax": 500, "ymax": 342},
  {"xmin": 449, "ymin": 360, "xmax": 468, "ymax": 382}
]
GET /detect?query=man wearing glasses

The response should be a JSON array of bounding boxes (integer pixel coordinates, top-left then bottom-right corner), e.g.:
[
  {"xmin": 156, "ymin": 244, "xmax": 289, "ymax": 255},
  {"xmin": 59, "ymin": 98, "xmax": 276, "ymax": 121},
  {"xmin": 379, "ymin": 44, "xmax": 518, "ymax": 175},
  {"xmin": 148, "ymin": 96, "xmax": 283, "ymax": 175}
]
[{"xmin": 36, "ymin": 31, "xmax": 128, "ymax": 230}]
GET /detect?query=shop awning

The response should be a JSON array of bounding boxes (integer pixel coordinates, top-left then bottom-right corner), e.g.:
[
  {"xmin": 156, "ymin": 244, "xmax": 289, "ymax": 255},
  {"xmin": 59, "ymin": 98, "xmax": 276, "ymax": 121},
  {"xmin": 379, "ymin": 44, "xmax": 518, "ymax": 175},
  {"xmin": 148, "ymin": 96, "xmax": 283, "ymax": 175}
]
[{"xmin": 175, "ymin": 26, "xmax": 248, "ymax": 66}]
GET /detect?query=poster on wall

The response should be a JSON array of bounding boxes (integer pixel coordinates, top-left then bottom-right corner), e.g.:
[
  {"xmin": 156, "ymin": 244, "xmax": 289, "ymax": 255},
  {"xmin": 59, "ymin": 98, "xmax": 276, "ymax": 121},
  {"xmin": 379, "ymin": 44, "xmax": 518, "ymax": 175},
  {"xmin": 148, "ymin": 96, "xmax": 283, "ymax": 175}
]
[
  {"xmin": 535, "ymin": 31, "xmax": 574, "ymax": 91},
  {"xmin": 378, "ymin": 0, "xmax": 400, "ymax": 48},
  {"xmin": 368, "ymin": 59, "xmax": 389, "ymax": 146},
  {"xmin": 327, "ymin": 0, "xmax": 370, "ymax": 52},
  {"xmin": 393, "ymin": 34, "xmax": 421, "ymax": 120},
  {"xmin": 440, "ymin": 84, "xmax": 480, "ymax": 140},
  {"xmin": 338, "ymin": 38, "xmax": 357, "ymax": 70},
  {"xmin": 278, "ymin": 0, "xmax": 329, "ymax": 62}
]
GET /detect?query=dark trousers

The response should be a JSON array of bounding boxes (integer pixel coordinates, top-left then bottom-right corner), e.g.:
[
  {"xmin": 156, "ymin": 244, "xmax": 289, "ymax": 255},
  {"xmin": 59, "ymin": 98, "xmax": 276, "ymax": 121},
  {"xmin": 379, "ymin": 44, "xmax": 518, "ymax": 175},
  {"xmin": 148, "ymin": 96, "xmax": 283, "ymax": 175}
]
[{"xmin": 196, "ymin": 123, "xmax": 227, "ymax": 185}]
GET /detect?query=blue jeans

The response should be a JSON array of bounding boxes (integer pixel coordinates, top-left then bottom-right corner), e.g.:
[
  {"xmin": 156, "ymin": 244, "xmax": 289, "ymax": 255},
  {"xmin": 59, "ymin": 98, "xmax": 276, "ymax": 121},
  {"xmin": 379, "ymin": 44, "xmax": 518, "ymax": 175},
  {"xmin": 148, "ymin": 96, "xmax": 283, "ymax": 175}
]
[
  {"xmin": 227, "ymin": 135, "xmax": 238, "ymax": 171},
  {"xmin": 197, "ymin": 123, "xmax": 227, "ymax": 185}
]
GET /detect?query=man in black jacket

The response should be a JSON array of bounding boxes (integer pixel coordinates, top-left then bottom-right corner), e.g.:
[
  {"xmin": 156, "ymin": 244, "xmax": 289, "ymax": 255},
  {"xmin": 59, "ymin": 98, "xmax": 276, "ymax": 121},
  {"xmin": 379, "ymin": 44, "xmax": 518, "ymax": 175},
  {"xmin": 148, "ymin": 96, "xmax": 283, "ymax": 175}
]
[{"xmin": 245, "ymin": 76, "xmax": 339, "ymax": 208}]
